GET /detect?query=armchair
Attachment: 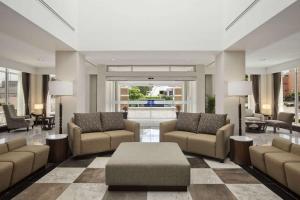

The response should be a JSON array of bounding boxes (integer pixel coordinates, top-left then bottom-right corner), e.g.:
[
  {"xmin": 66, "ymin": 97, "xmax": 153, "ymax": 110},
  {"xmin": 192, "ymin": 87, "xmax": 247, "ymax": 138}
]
[
  {"xmin": 266, "ymin": 112, "xmax": 294, "ymax": 133},
  {"xmin": 2, "ymin": 105, "xmax": 33, "ymax": 132},
  {"xmin": 245, "ymin": 109, "xmax": 264, "ymax": 121}
]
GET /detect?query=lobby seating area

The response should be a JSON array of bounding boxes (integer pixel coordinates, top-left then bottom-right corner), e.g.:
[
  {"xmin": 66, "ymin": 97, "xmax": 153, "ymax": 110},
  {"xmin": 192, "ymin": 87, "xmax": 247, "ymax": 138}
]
[
  {"xmin": 0, "ymin": 138, "xmax": 49, "ymax": 193},
  {"xmin": 1, "ymin": 0, "xmax": 300, "ymax": 199},
  {"xmin": 250, "ymin": 137, "xmax": 300, "ymax": 196}
]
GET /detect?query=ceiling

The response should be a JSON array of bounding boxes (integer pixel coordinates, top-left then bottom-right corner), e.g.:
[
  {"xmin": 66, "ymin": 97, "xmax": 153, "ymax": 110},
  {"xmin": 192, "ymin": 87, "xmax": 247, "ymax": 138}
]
[
  {"xmin": 246, "ymin": 32, "xmax": 300, "ymax": 68},
  {"xmin": 83, "ymin": 51, "xmax": 217, "ymax": 66},
  {"xmin": 0, "ymin": 32, "xmax": 54, "ymax": 67},
  {"xmin": 1, "ymin": 1, "xmax": 300, "ymax": 70}
]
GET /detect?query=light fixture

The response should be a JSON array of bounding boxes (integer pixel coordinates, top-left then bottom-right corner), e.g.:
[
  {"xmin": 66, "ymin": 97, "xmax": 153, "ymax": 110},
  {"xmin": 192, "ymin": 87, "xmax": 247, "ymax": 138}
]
[
  {"xmin": 228, "ymin": 81, "xmax": 253, "ymax": 136},
  {"xmin": 34, "ymin": 104, "xmax": 44, "ymax": 110},
  {"xmin": 49, "ymin": 81, "xmax": 73, "ymax": 134}
]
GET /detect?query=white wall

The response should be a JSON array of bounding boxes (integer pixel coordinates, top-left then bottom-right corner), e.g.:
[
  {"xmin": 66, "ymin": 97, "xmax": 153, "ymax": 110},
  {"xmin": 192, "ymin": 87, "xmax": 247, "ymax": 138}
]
[
  {"xmin": 78, "ymin": 0, "xmax": 222, "ymax": 51},
  {"xmin": 223, "ymin": 0, "xmax": 296, "ymax": 48},
  {"xmin": 1, "ymin": 0, "xmax": 78, "ymax": 49}
]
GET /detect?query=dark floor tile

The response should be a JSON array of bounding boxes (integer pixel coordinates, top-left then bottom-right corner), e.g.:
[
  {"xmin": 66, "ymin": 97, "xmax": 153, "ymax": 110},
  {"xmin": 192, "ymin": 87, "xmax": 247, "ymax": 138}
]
[
  {"xmin": 187, "ymin": 157, "xmax": 209, "ymax": 168},
  {"xmin": 13, "ymin": 183, "xmax": 69, "ymax": 200},
  {"xmin": 189, "ymin": 184, "xmax": 237, "ymax": 200},
  {"xmin": 74, "ymin": 168, "xmax": 105, "ymax": 183},
  {"xmin": 59, "ymin": 157, "xmax": 95, "ymax": 168},
  {"xmin": 102, "ymin": 191, "xmax": 147, "ymax": 200},
  {"xmin": 214, "ymin": 168, "xmax": 260, "ymax": 184}
]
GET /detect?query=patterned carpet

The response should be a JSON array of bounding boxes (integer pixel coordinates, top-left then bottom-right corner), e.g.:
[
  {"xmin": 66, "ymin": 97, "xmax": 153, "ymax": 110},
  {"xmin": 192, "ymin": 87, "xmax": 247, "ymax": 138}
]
[{"xmin": 9, "ymin": 154, "xmax": 284, "ymax": 200}]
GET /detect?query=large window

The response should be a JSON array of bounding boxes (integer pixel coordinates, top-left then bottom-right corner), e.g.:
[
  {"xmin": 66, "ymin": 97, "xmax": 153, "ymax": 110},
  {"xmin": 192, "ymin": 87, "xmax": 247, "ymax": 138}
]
[
  {"xmin": 0, "ymin": 68, "xmax": 24, "ymax": 126},
  {"xmin": 279, "ymin": 68, "xmax": 300, "ymax": 124}
]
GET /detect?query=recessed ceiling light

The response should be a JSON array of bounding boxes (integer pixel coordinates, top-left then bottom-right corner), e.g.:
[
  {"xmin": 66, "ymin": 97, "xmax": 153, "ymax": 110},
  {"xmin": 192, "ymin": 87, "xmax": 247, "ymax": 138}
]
[{"xmin": 111, "ymin": 58, "xmax": 116, "ymax": 61}]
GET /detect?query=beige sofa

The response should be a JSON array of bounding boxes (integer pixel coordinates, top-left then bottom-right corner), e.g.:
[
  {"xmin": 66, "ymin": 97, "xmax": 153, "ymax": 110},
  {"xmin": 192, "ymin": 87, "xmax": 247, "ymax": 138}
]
[
  {"xmin": 160, "ymin": 113, "xmax": 234, "ymax": 162},
  {"xmin": 0, "ymin": 138, "xmax": 49, "ymax": 193},
  {"xmin": 249, "ymin": 137, "xmax": 300, "ymax": 195},
  {"xmin": 68, "ymin": 113, "xmax": 140, "ymax": 156}
]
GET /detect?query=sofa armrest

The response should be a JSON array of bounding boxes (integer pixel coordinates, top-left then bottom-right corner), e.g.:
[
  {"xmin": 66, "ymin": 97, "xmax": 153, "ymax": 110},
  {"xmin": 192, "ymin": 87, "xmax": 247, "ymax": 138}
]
[
  {"xmin": 124, "ymin": 120, "xmax": 140, "ymax": 142},
  {"xmin": 254, "ymin": 113, "xmax": 264, "ymax": 121},
  {"xmin": 159, "ymin": 120, "xmax": 177, "ymax": 142},
  {"xmin": 67, "ymin": 121, "xmax": 81, "ymax": 156},
  {"xmin": 216, "ymin": 123, "xmax": 234, "ymax": 160}
]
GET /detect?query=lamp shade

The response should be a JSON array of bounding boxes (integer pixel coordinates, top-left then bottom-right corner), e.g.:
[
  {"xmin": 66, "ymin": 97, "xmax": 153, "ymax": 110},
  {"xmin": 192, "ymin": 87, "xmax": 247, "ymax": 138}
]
[
  {"xmin": 34, "ymin": 104, "xmax": 44, "ymax": 110},
  {"xmin": 49, "ymin": 81, "xmax": 73, "ymax": 96},
  {"xmin": 228, "ymin": 81, "xmax": 252, "ymax": 96},
  {"xmin": 262, "ymin": 104, "xmax": 271, "ymax": 110}
]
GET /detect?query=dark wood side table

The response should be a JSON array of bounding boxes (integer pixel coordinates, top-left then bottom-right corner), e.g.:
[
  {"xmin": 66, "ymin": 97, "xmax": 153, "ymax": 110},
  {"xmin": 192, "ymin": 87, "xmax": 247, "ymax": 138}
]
[
  {"xmin": 245, "ymin": 121, "xmax": 267, "ymax": 133},
  {"xmin": 46, "ymin": 134, "xmax": 69, "ymax": 163},
  {"xmin": 42, "ymin": 116, "xmax": 55, "ymax": 130},
  {"xmin": 230, "ymin": 136, "xmax": 253, "ymax": 166}
]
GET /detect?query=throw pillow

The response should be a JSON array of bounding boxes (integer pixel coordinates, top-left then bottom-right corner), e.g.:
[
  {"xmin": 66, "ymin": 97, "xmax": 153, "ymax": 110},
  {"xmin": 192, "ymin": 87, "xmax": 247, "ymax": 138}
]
[
  {"xmin": 101, "ymin": 112, "xmax": 125, "ymax": 131},
  {"xmin": 197, "ymin": 113, "xmax": 227, "ymax": 134},
  {"xmin": 74, "ymin": 113, "xmax": 102, "ymax": 133},
  {"xmin": 176, "ymin": 112, "xmax": 201, "ymax": 133}
]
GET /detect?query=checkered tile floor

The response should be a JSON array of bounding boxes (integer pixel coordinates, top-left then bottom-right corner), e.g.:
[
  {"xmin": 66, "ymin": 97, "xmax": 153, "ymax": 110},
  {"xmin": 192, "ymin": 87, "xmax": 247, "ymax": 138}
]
[{"xmin": 12, "ymin": 154, "xmax": 282, "ymax": 200}]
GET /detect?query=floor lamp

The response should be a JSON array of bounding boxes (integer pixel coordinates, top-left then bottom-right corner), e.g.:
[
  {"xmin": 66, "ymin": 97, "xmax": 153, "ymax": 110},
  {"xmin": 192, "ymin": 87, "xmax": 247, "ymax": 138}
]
[
  {"xmin": 228, "ymin": 81, "xmax": 252, "ymax": 136},
  {"xmin": 49, "ymin": 81, "xmax": 73, "ymax": 134}
]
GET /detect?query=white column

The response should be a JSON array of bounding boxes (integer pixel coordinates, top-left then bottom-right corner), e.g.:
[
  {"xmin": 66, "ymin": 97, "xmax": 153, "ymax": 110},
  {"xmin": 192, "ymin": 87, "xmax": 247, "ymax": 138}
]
[
  {"xmin": 55, "ymin": 51, "xmax": 88, "ymax": 133},
  {"xmin": 196, "ymin": 65, "xmax": 205, "ymax": 113},
  {"xmin": 97, "ymin": 65, "xmax": 106, "ymax": 112},
  {"xmin": 215, "ymin": 51, "xmax": 246, "ymax": 135}
]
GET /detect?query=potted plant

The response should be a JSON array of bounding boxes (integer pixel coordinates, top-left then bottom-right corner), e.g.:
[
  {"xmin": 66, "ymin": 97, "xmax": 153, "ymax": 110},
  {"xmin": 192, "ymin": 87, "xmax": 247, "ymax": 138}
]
[
  {"xmin": 176, "ymin": 105, "xmax": 181, "ymax": 119},
  {"xmin": 122, "ymin": 105, "xmax": 128, "ymax": 119}
]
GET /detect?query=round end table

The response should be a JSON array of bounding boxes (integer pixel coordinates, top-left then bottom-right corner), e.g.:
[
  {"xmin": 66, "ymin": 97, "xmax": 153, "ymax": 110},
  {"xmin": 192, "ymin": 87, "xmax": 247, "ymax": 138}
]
[
  {"xmin": 230, "ymin": 136, "xmax": 253, "ymax": 166},
  {"xmin": 46, "ymin": 134, "xmax": 69, "ymax": 163}
]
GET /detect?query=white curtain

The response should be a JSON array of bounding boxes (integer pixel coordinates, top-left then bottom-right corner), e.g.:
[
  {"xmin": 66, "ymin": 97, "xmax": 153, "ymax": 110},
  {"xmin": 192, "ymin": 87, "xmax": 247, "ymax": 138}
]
[
  {"xmin": 105, "ymin": 81, "xmax": 116, "ymax": 112},
  {"xmin": 17, "ymin": 72, "xmax": 25, "ymax": 116}
]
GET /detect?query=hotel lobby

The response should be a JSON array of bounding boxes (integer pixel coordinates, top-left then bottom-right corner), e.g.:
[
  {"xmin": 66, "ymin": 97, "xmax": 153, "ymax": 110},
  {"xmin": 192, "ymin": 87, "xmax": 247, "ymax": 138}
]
[{"xmin": 0, "ymin": 0, "xmax": 300, "ymax": 200}]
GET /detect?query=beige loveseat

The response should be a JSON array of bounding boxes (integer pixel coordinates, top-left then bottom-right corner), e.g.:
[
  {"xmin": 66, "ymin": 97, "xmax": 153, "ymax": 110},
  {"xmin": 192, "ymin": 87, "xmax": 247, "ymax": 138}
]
[
  {"xmin": 0, "ymin": 138, "xmax": 49, "ymax": 193},
  {"xmin": 68, "ymin": 112, "xmax": 140, "ymax": 156},
  {"xmin": 160, "ymin": 113, "xmax": 234, "ymax": 162},
  {"xmin": 249, "ymin": 137, "xmax": 300, "ymax": 195}
]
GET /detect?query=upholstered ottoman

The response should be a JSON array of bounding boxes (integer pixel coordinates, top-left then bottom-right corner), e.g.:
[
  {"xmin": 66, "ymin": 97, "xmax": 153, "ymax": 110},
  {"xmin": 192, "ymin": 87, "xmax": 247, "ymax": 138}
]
[{"xmin": 106, "ymin": 142, "xmax": 190, "ymax": 191}]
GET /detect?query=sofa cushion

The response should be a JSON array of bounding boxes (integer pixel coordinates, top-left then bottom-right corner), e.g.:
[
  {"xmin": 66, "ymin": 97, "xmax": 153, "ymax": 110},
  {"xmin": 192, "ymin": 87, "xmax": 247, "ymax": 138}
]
[
  {"xmin": 6, "ymin": 137, "xmax": 26, "ymax": 151},
  {"xmin": 187, "ymin": 133, "xmax": 216, "ymax": 157},
  {"xmin": 176, "ymin": 112, "xmax": 200, "ymax": 133},
  {"xmin": 0, "ymin": 151, "xmax": 34, "ymax": 185},
  {"xmin": 272, "ymin": 137, "xmax": 292, "ymax": 152},
  {"xmin": 0, "ymin": 162, "xmax": 13, "ymax": 193},
  {"xmin": 164, "ymin": 131, "xmax": 195, "ymax": 151},
  {"xmin": 74, "ymin": 113, "xmax": 102, "ymax": 133},
  {"xmin": 285, "ymin": 162, "xmax": 300, "ymax": 196},
  {"xmin": 249, "ymin": 145, "xmax": 284, "ymax": 173},
  {"xmin": 13, "ymin": 145, "xmax": 49, "ymax": 172},
  {"xmin": 104, "ymin": 130, "xmax": 134, "ymax": 150},
  {"xmin": 290, "ymin": 143, "xmax": 300, "ymax": 156},
  {"xmin": 197, "ymin": 113, "xmax": 227, "ymax": 135},
  {"xmin": 0, "ymin": 143, "xmax": 8, "ymax": 154},
  {"xmin": 264, "ymin": 152, "xmax": 300, "ymax": 186},
  {"xmin": 245, "ymin": 116, "xmax": 261, "ymax": 121},
  {"xmin": 101, "ymin": 112, "xmax": 125, "ymax": 131},
  {"xmin": 81, "ymin": 132, "xmax": 110, "ymax": 154}
]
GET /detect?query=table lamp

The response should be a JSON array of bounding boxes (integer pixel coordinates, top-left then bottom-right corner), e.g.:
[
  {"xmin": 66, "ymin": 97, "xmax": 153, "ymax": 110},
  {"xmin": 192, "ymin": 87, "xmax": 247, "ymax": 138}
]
[
  {"xmin": 34, "ymin": 104, "xmax": 44, "ymax": 114},
  {"xmin": 228, "ymin": 81, "xmax": 252, "ymax": 136},
  {"xmin": 262, "ymin": 104, "xmax": 271, "ymax": 115},
  {"xmin": 49, "ymin": 81, "xmax": 73, "ymax": 134}
]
